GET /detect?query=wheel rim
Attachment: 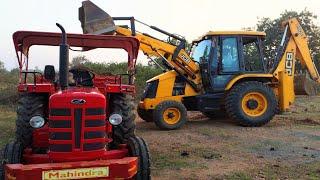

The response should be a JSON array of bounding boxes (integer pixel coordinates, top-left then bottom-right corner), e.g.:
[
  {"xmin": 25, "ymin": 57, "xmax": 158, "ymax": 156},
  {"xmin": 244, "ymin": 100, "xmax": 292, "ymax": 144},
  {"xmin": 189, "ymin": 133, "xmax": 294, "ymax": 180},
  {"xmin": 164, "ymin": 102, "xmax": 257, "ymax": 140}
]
[
  {"xmin": 163, "ymin": 108, "xmax": 181, "ymax": 125},
  {"xmin": 241, "ymin": 92, "xmax": 268, "ymax": 117}
]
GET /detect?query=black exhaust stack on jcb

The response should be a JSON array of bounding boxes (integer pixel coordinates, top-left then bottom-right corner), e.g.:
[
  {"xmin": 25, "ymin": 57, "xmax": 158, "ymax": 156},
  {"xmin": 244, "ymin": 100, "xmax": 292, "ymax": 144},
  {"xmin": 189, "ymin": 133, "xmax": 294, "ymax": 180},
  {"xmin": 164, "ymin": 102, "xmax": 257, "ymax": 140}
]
[{"xmin": 56, "ymin": 23, "xmax": 69, "ymax": 90}]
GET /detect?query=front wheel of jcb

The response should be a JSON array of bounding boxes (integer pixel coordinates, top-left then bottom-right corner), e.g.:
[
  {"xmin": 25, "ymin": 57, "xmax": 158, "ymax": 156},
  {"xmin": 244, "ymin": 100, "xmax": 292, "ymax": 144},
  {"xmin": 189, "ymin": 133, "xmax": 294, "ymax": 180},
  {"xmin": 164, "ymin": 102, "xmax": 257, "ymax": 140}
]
[
  {"xmin": 225, "ymin": 81, "xmax": 277, "ymax": 127},
  {"xmin": 153, "ymin": 101, "xmax": 187, "ymax": 130}
]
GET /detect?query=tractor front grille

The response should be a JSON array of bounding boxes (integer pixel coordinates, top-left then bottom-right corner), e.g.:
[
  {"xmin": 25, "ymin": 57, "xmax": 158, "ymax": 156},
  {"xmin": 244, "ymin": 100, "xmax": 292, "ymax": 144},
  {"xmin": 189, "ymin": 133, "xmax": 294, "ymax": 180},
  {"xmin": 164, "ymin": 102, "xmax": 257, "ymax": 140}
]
[{"xmin": 49, "ymin": 107, "xmax": 106, "ymax": 154}]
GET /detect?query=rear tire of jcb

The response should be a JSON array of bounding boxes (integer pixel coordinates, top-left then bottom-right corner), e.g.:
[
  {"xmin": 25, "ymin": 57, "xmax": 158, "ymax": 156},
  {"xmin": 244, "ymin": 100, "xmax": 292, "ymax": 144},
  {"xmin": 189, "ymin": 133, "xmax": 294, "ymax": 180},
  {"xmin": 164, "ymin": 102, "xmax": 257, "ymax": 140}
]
[
  {"xmin": 1, "ymin": 141, "xmax": 24, "ymax": 179},
  {"xmin": 153, "ymin": 101, "xmax": 187, "ymax": 130},
  {"xmin": 16, "ymin": 94, "xmax": 45, "ymax": 148},
  {"xmin": 225, "ymin": 81, "xmax": 277, "ymax": 127},
  {"xmin": 110, "ymin": 94, "xmax": 136, "ymax": 146},
  {"xmin": 128, "ymin": 136, "xmax": 151, "ymax": 180},
  {"xmin": 137, "ymin": 107, "xmax": 153, "ymax": 122}
]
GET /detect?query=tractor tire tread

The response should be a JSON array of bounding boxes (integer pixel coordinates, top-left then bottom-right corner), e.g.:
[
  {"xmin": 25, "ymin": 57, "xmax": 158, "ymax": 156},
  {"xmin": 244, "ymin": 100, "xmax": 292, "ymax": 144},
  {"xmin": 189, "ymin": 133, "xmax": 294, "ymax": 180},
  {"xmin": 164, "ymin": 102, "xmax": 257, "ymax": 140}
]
[
  {"xmin": 16, "ymin": 94, "xmax": 45, "ymax": 148},
  {"xmin": 110, "ymin": 94, "xmax": 136, "ymax": 145}
]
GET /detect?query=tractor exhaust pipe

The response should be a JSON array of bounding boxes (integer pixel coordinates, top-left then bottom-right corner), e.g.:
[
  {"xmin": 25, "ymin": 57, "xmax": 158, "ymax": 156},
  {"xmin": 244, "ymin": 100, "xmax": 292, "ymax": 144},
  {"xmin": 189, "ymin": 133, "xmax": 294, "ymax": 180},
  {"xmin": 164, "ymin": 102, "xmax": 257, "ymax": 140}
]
[
  {"xmin": 79, "ymin": 0, "xmax": 116, "ymax": 34},
  {"xmin": 56, "ymin": 23, "xmax": 69, "ymax": 90}
]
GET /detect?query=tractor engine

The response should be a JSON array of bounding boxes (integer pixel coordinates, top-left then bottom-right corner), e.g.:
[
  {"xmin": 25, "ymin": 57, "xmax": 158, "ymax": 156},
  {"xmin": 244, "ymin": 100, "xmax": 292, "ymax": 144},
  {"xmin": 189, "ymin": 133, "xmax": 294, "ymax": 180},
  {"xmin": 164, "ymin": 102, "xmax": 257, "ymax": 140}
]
[{"xmin": 48, "ymin": 88, "xmax": 107, "ymax": 162}]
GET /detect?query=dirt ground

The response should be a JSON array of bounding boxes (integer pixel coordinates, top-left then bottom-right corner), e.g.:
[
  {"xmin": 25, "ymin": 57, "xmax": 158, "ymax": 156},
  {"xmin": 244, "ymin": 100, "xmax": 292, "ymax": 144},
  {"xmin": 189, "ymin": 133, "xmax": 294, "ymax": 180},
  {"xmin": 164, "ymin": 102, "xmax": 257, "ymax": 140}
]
[
  {"xmin": 0, "ymin": 96, "xmax": 319, "ymax": 179},
  {"xmin": 136, "ymin": 96, "xmax": 320, "ymax": 179}
]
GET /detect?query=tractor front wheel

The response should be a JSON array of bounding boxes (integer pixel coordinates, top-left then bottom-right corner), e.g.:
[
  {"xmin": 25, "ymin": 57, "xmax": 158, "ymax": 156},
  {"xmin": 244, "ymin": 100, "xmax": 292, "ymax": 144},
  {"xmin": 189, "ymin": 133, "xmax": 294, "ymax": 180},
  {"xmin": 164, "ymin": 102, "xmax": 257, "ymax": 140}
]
[
  {"xmin": 128, "ymin": 136, "xmax": 151, "ymax": 180},
  {"xmin": 110, "ymin": 94, "xmax": 136, "ymax": 146},
  {"xmin": 1, "ymin": 141, "xmax": 24, "ymax": 179},
  {"xmin": 225, "ymin": 81, "xmax": 277, "ymax": 127},
  {"xmin": 153, "ymin": 101, "xmax": 187, "ymax": 130}
]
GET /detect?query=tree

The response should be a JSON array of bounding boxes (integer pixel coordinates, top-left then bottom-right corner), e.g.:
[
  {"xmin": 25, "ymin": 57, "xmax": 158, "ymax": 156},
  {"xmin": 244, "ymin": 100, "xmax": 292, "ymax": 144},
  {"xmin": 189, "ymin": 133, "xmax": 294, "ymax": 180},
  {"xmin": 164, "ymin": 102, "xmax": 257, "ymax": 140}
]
[
  {"xmin": 71, "ymin": 55, "xmax": 89, "ymax": 67},
  {"xmin": 256, "ymin": 9, "xmax": 320, "ymax": 71},
  {"xmin": 0, "ymin": 60, "xmax": 6, "ymax": 74}
]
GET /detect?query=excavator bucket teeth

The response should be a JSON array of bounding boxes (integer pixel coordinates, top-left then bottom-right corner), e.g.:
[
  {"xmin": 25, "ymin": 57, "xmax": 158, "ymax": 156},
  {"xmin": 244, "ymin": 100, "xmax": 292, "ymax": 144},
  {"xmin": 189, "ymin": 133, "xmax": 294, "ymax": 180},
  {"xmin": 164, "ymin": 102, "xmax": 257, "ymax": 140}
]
[
  {"xmin": 79, "ymin": 0, "xmax": 115, "ymax": 34},
  {"xmin": 294, "ymin": 73, "xmax": 319, "ymax": 96}
]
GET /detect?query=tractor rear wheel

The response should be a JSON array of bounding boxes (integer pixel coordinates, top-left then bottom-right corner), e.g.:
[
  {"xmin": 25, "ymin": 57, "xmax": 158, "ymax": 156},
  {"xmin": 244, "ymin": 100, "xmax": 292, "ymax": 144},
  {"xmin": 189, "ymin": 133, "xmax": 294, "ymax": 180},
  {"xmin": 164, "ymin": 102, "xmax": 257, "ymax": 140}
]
[
  {"xmin": 128, "ymin": 136, "xmax": 151, "ymax": 180},
  {"xmin": 1, "ymin": 141, "xmax": 24, "ymax": 179},
  {"xmin": 16, "ymin": 94, "xmax": 45, "ymax": 147},
  {"xmin": 153, "ymin": 101, "xmax": 187, "ymax": 130},
  {"xmin": 225, "ymin": 81, "xmax": 277, "ymax": 127},
  {"xmin": 110, "ymin": 94, "xmax": 136, "ymax": 146},
  {"xmin": 137, "ymin": 107, "xmax": 153, "ymax": 122}
]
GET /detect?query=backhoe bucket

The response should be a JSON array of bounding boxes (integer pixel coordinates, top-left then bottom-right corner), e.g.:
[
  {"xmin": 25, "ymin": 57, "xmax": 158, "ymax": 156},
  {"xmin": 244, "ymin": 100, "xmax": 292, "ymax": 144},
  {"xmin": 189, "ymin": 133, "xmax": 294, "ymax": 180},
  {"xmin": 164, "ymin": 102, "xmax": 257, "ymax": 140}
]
[
  {"xmin": 79, "ymin": 0, "xmax": 115, "ymax": 34},
  {"xmin": 294, "ymin": 73, "xmax": 319, "ymax": 96}
]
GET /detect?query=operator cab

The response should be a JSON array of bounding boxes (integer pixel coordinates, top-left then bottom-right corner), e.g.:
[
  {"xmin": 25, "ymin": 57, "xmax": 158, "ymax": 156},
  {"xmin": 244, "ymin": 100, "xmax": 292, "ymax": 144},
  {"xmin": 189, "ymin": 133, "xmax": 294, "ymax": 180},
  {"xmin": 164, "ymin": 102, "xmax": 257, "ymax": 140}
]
[{"xmin": 191, "ymin": 31, "xmax": 266, "ymax": 93}]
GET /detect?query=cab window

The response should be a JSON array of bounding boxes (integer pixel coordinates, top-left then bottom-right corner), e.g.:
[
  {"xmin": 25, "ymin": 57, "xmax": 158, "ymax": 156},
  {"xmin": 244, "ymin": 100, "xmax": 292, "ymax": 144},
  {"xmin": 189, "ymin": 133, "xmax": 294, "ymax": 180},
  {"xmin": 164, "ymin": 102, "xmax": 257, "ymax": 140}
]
[
  {"xmin": 242, "ymin": 36, "xmax": 264, "ymax": 72},
  {"xmin": 221, "ymin": 37, "xmax": 239, "ymax": 72},
  {"xmin": 191, "ymin": 39, "xmax": 212, "ymax": 63}
]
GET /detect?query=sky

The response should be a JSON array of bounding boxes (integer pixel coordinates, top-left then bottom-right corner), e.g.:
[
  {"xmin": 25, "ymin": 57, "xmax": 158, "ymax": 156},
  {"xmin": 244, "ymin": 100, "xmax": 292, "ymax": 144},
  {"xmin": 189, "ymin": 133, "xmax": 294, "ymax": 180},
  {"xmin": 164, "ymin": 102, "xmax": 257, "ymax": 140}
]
[{"xmin": 1, "ymin": 0, "xmax": 320, "ymax": 70}]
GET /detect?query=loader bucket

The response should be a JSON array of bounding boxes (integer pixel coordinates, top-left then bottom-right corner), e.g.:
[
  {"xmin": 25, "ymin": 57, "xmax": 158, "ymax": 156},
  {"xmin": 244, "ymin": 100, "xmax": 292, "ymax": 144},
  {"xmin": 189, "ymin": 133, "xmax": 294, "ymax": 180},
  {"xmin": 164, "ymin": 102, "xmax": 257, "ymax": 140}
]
[
  {"xmin": 79, "ymin": 0, "xmax": 116, "ymax": 34},
  {"xmin": 294, "ymin": 73, "xmax": 319, "ymax": 96}
]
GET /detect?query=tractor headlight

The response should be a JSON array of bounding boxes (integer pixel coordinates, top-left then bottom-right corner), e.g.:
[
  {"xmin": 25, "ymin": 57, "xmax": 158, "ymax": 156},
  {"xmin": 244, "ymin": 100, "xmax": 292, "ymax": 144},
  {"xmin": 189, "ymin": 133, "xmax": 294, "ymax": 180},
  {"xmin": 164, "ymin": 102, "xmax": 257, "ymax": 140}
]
[
  {"xmin": 109, "ymin": 113, "xmax": 123, "ymax": 125},
  {"xmin": 29, "ymin": 116, "xmax": 45, "ymax": 128}
]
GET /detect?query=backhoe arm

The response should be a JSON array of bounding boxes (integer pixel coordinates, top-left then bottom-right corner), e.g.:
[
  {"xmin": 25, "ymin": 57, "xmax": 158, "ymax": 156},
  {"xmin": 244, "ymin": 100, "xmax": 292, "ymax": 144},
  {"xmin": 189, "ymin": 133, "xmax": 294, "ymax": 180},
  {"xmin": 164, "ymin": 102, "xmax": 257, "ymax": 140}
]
[
  {"xmin": 273, "ymin": 18, "xmax": 320, "ymax": 111},
  {"xmin": 114, "ymin": 26, "xmax": 202, "ymax": 91},
  {"xmin": 78, "ymin": 0, "xmax": 202, "ymax": 91},
  {"xmin": 287, "ymin": 18, "xmax": 320, "ymax": 83}
]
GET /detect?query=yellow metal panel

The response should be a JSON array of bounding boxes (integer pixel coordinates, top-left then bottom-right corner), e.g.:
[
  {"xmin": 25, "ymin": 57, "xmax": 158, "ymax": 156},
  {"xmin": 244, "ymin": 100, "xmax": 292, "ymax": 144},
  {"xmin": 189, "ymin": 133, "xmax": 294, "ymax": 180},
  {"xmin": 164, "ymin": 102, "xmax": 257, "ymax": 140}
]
[
  {"xmin": 139, "ymin": 96, "xmax": 184, "ymax": 109},
  {"xmin": 224, "ymin": 74, "xmax": 274, "ymax": 90},
  {"xmin": 278, "ymin": 71, "xmax": 295, "ymax": 111},
  {"xmin": 273, "ymin": 37, "xmax": 297, "ymax": 111},
  {"xmin": 140, "ymin": 71, "xmax": 198, "ymax": 109}
]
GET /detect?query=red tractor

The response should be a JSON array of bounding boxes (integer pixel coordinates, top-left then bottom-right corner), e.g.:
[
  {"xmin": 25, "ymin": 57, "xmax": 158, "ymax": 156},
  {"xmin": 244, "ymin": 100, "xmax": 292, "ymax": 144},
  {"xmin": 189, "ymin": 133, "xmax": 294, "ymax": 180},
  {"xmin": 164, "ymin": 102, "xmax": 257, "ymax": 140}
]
[{"xmin": 0, "ymin": 24, "xmax": 150, "ymax": 179}]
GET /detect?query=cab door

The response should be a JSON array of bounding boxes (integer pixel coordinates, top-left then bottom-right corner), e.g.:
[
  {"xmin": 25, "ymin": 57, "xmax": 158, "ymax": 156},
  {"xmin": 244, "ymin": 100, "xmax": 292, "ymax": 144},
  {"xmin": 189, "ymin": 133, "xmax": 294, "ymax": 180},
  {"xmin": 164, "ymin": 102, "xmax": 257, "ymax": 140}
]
[{"xmin": 210, "ymin": 36, "xmax": 242, "ymax": 92}]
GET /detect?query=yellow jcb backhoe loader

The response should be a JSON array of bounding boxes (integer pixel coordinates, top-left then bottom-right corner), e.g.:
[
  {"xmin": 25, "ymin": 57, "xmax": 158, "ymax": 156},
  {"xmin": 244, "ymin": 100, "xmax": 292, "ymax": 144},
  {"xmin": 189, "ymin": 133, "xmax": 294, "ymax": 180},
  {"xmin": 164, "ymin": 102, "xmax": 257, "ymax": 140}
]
[{"xmin": 79, "ymin": 1, "xmax": 320, "ymax": 130}]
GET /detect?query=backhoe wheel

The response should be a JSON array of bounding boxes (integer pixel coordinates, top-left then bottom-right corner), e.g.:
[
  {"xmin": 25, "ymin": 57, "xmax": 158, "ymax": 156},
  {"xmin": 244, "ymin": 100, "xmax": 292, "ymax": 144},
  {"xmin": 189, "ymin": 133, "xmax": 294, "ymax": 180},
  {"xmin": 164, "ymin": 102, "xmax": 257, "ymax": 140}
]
[
  {"xmin": 110, "ymin": 94, "xmax": 136, "ymax": 146},
  {"xmin": 225, "ymin": 81, "xmax": 277, "ymax": 127},
  {"xmin": 1, "ymin": 141, "xmax": 24, "ymax": 179},
  {"xmin": 16, "ymin": 94, "xmax": 45, "ymax": 148},
  {"xmin": 128, "ymin": 136, "xmax": 151, "ymax": 180},
  {"xmin": 137, "ymin": 107, "xmax": 153, "ymax": 122},
  {"xmin": 153, "ymin": 101, "xmax": 187, "ymax": 130}
]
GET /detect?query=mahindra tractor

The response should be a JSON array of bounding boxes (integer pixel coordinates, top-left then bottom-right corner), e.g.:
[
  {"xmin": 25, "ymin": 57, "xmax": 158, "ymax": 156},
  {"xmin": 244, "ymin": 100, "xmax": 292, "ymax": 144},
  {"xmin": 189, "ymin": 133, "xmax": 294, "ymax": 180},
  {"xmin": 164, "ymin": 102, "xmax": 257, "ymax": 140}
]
[{"xmin": 0, "ymin": 24, "xmax": 150, "ymax": 179}]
